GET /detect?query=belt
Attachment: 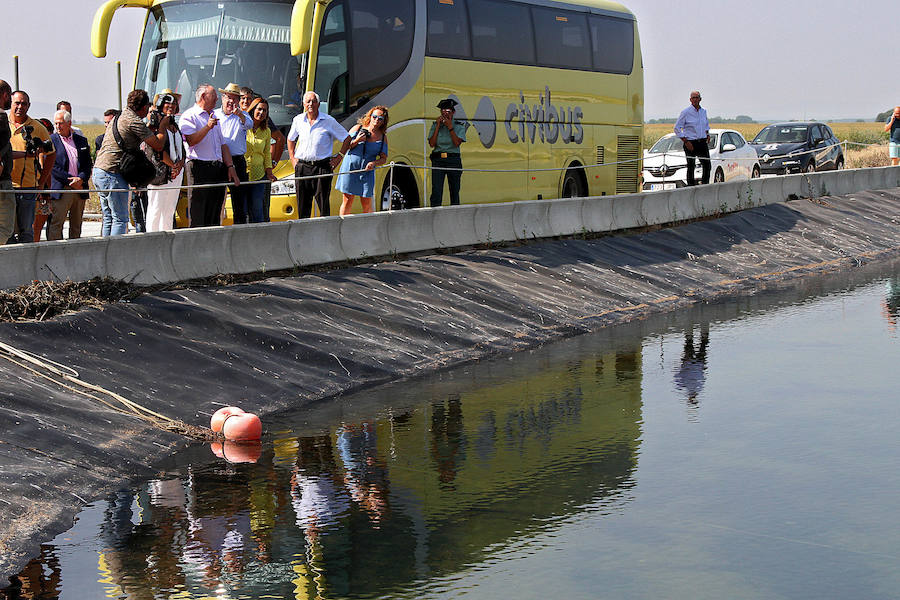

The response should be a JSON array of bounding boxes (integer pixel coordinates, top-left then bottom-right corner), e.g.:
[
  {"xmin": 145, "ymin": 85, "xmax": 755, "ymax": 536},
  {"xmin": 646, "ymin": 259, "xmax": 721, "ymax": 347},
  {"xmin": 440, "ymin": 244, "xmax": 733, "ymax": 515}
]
[
  {"xmin": 430, "ymin": 151, "xmax": 459, "ymax": 159},
  {"xmin": 191, "ymin": 159, "xmax": 224, "ymax": 166},
  {"xmin": 297, "ymin": 158, "xmax": 331, "ymax": 167}
]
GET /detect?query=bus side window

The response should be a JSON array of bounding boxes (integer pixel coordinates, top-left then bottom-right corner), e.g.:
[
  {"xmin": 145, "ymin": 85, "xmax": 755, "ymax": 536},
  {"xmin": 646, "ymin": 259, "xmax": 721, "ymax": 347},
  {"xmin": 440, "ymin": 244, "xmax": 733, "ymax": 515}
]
[
  {"xmin": 589, "ymin": 15, "xmax": 634, "ymax": 74},
  {"xmin": 468, "ymin": 0, "xmax": 535, "ymax": 65},
  {"xmin": 426, "ymin": 0, "xmax": 471, "ymax": 58}
]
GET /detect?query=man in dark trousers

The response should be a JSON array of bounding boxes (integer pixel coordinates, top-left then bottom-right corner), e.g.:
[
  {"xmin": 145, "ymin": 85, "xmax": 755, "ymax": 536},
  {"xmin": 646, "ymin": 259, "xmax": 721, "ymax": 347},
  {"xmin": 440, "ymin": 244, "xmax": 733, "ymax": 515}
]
[
  {"xmin": 674, "ymin": 90, "xmax": 711, "ymax": 186},
  {"xmin": 286, "ymin": 91, "xmax": 350, "ymax": 218},
  {"xmin": 49, "ymin": 109, "xmax": 92, "ymax": 240}
]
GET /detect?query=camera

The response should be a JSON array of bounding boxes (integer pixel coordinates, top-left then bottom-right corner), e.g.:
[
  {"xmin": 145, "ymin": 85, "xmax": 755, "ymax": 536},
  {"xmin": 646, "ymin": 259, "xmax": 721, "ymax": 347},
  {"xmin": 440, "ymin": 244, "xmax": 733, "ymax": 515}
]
[
  {"xmin": 156, "ymin": 93, "xmax": 175, "ymax": 111},
  {"xmin": 21, "ymin": 125, "xmax": 53, "ymax": 155},
  {"xmin": 147, "ymin": 109, "xmax": 163, "ymax": 131}
]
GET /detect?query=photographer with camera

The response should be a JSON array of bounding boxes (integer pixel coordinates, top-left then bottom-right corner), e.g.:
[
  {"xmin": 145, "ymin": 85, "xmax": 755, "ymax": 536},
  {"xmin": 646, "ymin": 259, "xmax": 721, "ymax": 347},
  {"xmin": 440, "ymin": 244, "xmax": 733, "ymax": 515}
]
[
  {"xmin": 7, "ymin": 90, "xmax": 55, "ymax": 244},
  {"xmin": 94, "ymin": 89, "xmax": 171, "ymax": 236}
]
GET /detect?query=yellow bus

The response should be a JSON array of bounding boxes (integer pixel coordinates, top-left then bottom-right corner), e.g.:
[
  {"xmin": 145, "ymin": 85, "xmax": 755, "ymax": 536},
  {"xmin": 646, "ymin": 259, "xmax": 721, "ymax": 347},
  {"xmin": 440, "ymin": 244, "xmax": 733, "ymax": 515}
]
[{"xmin": 92, "ymin": 0, "xmax": 642, "ymax": 219}]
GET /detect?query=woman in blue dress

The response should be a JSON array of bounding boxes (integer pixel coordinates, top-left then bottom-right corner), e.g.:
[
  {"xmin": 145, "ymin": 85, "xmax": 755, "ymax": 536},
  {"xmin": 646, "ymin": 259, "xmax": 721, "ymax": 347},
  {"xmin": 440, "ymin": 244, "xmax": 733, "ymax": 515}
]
[{"xmin": 336, "ymin": 106, "xmax": 389, "ymax": 215}]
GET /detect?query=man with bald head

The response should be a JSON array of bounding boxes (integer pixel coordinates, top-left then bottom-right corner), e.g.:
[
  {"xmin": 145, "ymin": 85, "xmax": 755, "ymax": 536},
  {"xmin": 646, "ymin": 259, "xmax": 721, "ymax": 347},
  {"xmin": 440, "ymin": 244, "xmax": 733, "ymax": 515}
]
[
  {"xmin": 0, "ymin": 80, "xmax": 13, "ymax": 244},
  {"xmin": 884, "ymin": 107, "xmax": 900, "ymax": 166},
  {"xmin": 180, "ymin": 83, "xmax": 241, "ymax": 226},
  {"xmin": 7, "ymin": 90, "xmax": 55, "ymax": 243},
  {"xmin": 674, "ymin": 90, "xmax": 711, "ymax": 186}
]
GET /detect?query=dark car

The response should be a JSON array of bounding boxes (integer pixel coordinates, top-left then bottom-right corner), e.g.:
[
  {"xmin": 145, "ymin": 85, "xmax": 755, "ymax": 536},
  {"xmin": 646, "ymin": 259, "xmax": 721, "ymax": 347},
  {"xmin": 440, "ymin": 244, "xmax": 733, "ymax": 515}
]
[{"xmin": 749, "ymin": 122, "xmax": 844, "ymax": 175}]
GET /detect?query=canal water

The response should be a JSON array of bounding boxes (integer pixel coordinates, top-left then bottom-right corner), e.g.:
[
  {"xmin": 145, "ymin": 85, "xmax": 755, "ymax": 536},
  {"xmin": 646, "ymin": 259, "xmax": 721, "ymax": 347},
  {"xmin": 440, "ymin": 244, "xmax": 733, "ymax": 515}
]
[{"xmin": 8, "ymin": 260, "xmax": 900, "ymax": 600}]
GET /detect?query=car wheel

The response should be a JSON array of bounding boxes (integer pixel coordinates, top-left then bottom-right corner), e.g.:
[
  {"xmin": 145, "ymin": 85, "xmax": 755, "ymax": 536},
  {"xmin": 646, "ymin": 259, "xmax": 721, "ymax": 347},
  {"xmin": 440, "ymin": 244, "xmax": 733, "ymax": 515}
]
[
  {"xmin": 380, "ymin": 165, "xmax": 419, "ymax": 211},
  {"xmin": 713, "ymin": 168, "xmax": 724, "ymax": 183},
  {"xmin": 561, "ymin": 166, "xmax": 587, "ymax": 198},
  {"xmin": 751, "ymin": 165, "xmax": 760, "ymax": 179},
  {"xmin": 835, "ymin": 157, "xmax": 844, "ymax": 170},
  {"xmin": 805, "ymin": 161, "xmax": 816, "ymax": 174}
]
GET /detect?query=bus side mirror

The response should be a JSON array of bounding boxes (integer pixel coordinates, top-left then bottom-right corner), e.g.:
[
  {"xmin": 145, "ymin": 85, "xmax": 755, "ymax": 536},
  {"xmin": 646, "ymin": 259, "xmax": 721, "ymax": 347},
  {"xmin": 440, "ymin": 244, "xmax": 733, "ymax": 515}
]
[{"xmin": 91, "ymin": 0, "xmax": 152, "ymax": 58}]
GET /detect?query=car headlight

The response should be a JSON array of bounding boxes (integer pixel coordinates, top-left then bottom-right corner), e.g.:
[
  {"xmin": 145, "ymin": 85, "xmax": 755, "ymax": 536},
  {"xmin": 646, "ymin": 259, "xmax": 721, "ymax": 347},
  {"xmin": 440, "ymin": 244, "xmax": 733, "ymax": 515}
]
[
  {"xmin": 782, "ymin": 160, "xmax": 799, "ymax": 165},
  {"xmin": 270, "ymin": 178, "xmax": 295, "ymax": 196}
]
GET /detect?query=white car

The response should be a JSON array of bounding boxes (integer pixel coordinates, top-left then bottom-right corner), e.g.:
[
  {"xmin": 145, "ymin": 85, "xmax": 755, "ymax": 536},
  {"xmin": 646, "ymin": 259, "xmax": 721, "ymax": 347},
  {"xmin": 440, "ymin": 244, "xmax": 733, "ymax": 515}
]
[{"xmin": 642, "ymin": 129, "xmax": 761, "ymax": 191}]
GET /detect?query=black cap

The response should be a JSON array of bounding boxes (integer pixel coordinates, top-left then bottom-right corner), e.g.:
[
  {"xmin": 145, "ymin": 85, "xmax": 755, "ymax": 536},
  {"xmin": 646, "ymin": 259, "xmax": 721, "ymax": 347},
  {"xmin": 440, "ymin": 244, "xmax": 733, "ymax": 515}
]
[{"xmin": 437, "ymin": 98, "xmax": 457, "ymax": 110}]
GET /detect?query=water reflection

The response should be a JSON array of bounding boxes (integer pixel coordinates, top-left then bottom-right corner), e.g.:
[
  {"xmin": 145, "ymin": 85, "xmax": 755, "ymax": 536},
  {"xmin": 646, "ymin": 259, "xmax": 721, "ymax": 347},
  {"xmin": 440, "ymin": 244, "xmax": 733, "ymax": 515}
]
[
  {"xmin": 11, "ymin": 345, "xmax": 644, "ymax": 599},
  {"xmin": 674, "ymin": 324, "xmax": 710, "ymax": 414},
  {"xmin": 882, "ymin": 275, "xmax": 900, "ymax": 331}
]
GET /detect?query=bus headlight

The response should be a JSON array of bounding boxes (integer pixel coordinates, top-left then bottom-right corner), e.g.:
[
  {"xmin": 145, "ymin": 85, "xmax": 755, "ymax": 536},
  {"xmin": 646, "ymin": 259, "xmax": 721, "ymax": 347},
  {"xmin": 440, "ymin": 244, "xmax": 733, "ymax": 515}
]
[{"xmin": 271, "ymin": 178, "xmax": 295, "ymax": 196}]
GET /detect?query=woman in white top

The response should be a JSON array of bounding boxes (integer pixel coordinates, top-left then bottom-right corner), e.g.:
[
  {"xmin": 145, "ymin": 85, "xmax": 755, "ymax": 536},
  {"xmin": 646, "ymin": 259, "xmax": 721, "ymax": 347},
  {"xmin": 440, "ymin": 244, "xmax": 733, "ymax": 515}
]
[{"xmin": 145, "ymin": 91, "xmax": 185, "ymax": 232}]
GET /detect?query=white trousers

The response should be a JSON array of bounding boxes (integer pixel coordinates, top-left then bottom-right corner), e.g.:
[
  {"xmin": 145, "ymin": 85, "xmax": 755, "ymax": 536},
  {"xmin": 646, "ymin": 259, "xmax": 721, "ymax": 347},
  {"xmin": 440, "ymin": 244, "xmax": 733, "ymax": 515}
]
[{"xmin": 146, "ymin": 171, "xmax": 184, "ymax": 232}]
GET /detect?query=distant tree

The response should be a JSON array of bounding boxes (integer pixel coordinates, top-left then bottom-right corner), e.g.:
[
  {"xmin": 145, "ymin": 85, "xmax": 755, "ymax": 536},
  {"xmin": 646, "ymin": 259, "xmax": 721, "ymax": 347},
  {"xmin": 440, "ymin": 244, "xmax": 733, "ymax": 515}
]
[
  {"xmin": 876, "ymin": 108, "xmax": 893, "ymax": 122},
  {"xmin": 734, "ymin": 115, "xmax": 754, "ymax": 123}
]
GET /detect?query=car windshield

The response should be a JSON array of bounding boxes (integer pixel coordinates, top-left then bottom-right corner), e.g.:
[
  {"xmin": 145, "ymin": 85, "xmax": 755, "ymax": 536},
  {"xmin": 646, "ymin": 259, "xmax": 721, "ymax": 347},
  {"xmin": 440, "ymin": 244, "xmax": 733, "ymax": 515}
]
[
  {"xmin": 752, "ymin": 126, "xmax": 809, "ymax": 144},
  {"xmin": 650, "ymin": 134, "xmax": 719, "ymax": 154}
]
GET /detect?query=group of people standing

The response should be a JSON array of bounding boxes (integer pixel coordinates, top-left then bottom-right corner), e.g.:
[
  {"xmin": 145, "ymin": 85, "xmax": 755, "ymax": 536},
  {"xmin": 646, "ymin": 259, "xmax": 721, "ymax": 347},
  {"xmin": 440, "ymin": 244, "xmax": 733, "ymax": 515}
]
[
  {"xmin": 0, "ymin": 79, "xmax": 95, "ymax": 244},
  {"xmin": 0, "ymin": 79, "xmax": 472, "ymax": 246},
  {"xmin": 92, "ymin": 83, "xmax": 285, "ymax": 235}
]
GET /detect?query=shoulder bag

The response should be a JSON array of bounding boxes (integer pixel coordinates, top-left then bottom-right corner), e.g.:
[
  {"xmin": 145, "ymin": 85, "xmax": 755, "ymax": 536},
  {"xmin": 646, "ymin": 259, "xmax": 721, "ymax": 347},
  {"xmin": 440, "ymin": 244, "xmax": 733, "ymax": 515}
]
[{"xmin": 111, "ymin": 115, "xmax": 156, "ymax": 187}]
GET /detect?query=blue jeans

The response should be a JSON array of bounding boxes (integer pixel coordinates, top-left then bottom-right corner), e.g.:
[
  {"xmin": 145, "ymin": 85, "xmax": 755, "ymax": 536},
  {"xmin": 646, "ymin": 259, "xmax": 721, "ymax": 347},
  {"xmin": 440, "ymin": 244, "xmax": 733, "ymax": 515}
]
[
  {"xmin": 8, "ymin": 189, "xmax": 37, "ymax": 244},
  {"xmin": 246, "ymin": 178, "xmax": 269, "ymax": 223},
  {"xmin": 92, "ymin": 167, "xmax": 130, "ymax": 236}
]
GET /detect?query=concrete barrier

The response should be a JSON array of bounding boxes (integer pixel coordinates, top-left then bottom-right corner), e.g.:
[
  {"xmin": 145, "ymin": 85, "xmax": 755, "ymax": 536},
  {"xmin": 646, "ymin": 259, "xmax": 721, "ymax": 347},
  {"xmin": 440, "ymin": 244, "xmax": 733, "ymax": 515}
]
[
  {"xmin": 36, "ymin": 237, "xmax": 110, "ymax": 284},
  {"xmin": 229, "ymin": 222, "xmax": 293, "ymax": 274},
  {"xmin": 513, "ymin": 200, "xmax": 554, "ymax": 240},
  {"xmin": 288, "ymin": 216, "xmax": 346, "ymax": 266},
  {"xmin": 581, "ymin": 196, "xmax": 614, "ymax": 232},
  {"xmin": 433, "ymin": 204, "xmax": 480, "ymax": 248},
  {"xmin": 611, "ymin": 193, "xmax": 644, "ymax": 229},
  {"xmin": 388, "ymin": 208, "xmax": 439, "ymax": 254},
  {"xmin": 474, "ymin": 202, "xmax": 515, "ymax": 244},
  {"xmin": 640, "ymin": 190, "xmax": 672, "ymax": 226},
  {"xmin": 0, "ymin": 166, "xmax": 895, "ymax": 290},
  {"xmin": 0, "ymin": 243, "xmax": 38, "ymax": 289},
  {"xmin": 759, "ymin": 176, "xmax": 784, "ymax": 206},
  {"xmin": 171, "ymin": 226, "xmax": 236, "ymax": 281},
  {"xmin": 693, "ymin": 184, "xmax": 720, "ymax": 217},
  {"xmin": 340, "ymin": 212, "xmax": 391, "ymax": 260},
  {"xmin": 106, "ymin": 233, "xmax": 176, "ymax": 285},
  {"xmin": 782, "ymin": 174, "xmax": 806, "ymax": 199},
  {"xmin": 668, "ymin": 187, "xmax": 697, "ymax": 222},
  {"xmin": 548, "ymin": 198, "xmax": 585, "ymax": 237}
]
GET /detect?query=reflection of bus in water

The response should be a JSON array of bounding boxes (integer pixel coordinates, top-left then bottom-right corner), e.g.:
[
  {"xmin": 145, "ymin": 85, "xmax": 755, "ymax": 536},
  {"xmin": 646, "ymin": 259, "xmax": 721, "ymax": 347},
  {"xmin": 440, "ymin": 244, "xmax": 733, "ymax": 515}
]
[
  {"xmin": 92, "ymin": 0, "xmax": 643, "ymax": 220},
  {"xmin": 12, "ymin": 344, "xmax": 644, "ymax": 598}
]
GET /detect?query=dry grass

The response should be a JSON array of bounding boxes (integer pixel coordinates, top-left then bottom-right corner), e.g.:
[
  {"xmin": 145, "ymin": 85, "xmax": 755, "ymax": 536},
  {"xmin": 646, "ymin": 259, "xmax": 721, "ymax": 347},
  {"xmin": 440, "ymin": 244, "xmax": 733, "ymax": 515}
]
[{"xmin": 845, "ymin": 144, "xmax": 890, "ymax": 169}]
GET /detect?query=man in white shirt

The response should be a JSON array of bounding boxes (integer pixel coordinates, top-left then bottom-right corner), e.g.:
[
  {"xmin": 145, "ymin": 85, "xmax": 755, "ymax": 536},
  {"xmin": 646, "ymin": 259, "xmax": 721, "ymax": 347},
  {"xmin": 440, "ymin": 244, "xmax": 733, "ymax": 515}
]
[
  {"xmin": 286, "ymin": 91, "xmax": 350, "ymax": 218},
  {"xmin": 674, "ymin": 90, "xmax": 711, "ymax": 186},
  {"xmin": 215, "ymin": 83, "xmax": 252, "ymax": 224}
]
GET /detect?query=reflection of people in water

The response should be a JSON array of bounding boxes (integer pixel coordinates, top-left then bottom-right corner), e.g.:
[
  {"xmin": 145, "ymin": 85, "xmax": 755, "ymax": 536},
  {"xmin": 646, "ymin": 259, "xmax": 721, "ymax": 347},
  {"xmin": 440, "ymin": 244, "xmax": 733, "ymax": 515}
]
[
  {"xmin": 336, "ymin": 422, "xmax": 390, "ymax": 524},
  {"xmin": 9, "ymin": 547, "xmax": 62, "ymax": 599},
  {"xmin": 674, "ymin": 324, "xmax": 710, "ymax": 408},
  {"xmin": 430, "ymin": 394, "xmax": 466, "ymax": 487},
  {"xmin": 882, "ymin": 276, "xmax": 900, "ymax": 332}
]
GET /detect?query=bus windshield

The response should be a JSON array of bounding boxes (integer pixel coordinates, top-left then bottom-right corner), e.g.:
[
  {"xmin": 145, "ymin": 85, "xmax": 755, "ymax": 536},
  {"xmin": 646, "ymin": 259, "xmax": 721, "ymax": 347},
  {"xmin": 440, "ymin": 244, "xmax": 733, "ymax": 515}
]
[{"xmin": 135, "ymin": 0, "xmax": 303, "ymax": 130}]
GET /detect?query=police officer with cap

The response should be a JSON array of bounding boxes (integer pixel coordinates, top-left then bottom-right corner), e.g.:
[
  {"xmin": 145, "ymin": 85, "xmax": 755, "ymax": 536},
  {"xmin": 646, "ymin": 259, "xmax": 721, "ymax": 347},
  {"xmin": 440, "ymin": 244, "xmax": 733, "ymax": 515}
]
[{"xmin": 427, "ymin": 98, "xmax": 467, "ymax": 206}]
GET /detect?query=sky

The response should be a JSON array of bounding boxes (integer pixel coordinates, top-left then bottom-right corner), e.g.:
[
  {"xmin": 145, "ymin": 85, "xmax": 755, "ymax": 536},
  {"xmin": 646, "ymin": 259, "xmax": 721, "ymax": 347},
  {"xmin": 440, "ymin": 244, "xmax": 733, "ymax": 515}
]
[{"xmin": 3, "ymin": 0, "xmax": 895, "ymax": 123}]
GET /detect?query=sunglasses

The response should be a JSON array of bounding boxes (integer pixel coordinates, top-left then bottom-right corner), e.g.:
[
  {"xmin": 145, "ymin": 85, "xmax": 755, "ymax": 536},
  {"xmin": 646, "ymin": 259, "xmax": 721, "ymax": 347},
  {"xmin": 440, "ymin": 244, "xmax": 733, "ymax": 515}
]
[{"xmin": 372, "ymin": 114, "xmax": 385, "ymax": 121}]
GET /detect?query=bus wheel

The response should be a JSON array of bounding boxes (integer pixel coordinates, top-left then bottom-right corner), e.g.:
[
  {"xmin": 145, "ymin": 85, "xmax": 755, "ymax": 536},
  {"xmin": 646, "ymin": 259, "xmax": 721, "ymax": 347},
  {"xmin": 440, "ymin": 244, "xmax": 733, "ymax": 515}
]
[
  {"xmin": 561, "ymin": 166, "xmax": 587, "ymax": 198},
  {"xmin": 381, "ymin": 165, "xmax": 419, "ymax": 210}
]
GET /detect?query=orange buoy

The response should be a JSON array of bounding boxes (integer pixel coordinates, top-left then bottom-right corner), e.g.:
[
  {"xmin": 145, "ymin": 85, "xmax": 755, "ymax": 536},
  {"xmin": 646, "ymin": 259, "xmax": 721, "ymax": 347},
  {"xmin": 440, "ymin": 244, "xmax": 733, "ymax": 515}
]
[
  {"xmin": 222, "ymin": 412, "xmax": 262, "ymax": 442},
  {"xmin": 210, "ymin": 406, "xmax": 245, "ymax": 433},
  {"xmin": 210, "ymin": 440, "xmax": 262, "ymax": 464}
]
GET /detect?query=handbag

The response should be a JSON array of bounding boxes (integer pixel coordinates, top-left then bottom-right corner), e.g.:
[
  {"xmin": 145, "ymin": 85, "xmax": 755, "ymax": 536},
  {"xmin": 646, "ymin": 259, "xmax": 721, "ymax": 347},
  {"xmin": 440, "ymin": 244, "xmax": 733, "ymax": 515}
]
[{"xmin": 111, "ymin": 114, "xmax": 156, "ymax": 187}]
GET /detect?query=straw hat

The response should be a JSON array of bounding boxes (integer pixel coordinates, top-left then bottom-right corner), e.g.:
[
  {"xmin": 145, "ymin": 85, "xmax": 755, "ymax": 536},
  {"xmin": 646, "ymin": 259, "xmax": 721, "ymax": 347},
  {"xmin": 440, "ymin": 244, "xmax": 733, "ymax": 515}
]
[
  {"xmin": 152, "ymin": 88, "xmax": 182, "ymax": 106},
  {"xmin": 218, "ymin": 82, "xmax": 242, "ymax": 97}
]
